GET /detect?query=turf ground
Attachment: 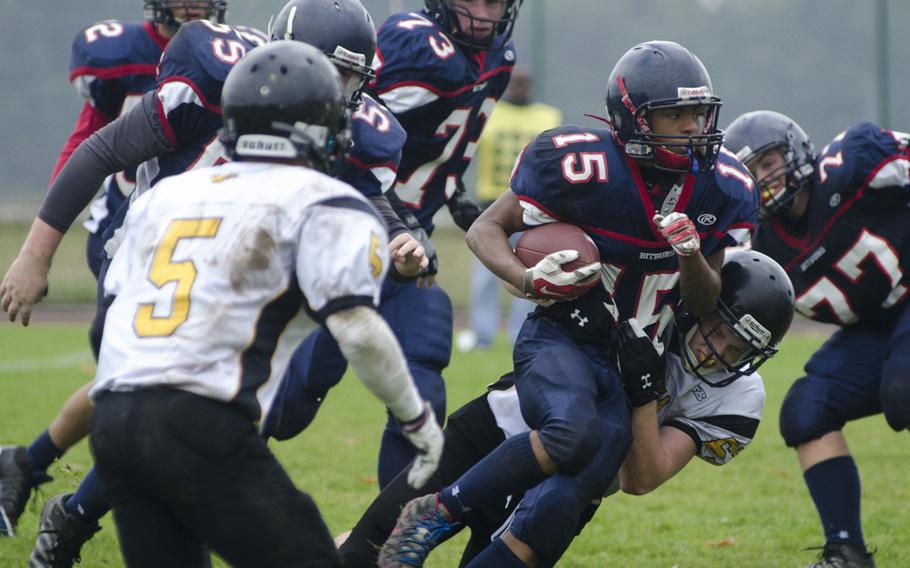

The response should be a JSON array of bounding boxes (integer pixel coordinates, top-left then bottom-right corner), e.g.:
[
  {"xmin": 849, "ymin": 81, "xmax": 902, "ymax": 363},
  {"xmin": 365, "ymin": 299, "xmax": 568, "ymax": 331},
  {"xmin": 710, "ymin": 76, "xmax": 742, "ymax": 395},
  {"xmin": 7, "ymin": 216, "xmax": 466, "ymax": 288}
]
[{"xmin": 1, "ymin": 323, "xmax": 908, "ymax": 567}]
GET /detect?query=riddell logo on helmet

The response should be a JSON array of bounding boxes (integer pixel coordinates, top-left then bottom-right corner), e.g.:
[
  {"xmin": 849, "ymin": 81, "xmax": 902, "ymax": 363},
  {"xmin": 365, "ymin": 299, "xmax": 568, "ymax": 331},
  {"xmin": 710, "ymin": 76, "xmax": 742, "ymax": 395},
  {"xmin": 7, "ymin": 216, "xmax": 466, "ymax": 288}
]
[{"xmin": 677, "ymin": 86, "xmax": 711, "ymax": 99}]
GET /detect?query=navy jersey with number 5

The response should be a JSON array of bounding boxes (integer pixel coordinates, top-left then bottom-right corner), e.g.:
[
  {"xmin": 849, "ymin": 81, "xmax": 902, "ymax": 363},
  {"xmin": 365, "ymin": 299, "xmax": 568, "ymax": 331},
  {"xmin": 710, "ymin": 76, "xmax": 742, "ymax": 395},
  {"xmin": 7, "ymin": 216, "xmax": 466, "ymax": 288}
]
[
  {"xmin": 512, "ymin": 126, "xmax": 758, "ymax": 342},
  {"xmin": 372, "ymin": 10, "xmax": 515, "ymax": 233},
  {"xmin": 752, "ymin": 123, "xmax": 910, "ymax": 325},
  {"xmin": 135, "ymin": 20, "xmax": 266, "ymax": 194}
]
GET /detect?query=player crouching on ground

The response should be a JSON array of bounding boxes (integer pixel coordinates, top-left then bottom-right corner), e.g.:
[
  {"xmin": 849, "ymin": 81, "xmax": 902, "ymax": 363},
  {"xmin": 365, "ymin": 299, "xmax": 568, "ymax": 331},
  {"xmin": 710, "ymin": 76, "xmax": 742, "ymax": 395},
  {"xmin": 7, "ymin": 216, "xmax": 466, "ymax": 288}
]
[
  {"xmin": 334, "ymin": 250, "xmax": 795, "ymax": 567},
  {"xmin": 85, "ymin": 41, "xmax": 442, "ymax": 567}
]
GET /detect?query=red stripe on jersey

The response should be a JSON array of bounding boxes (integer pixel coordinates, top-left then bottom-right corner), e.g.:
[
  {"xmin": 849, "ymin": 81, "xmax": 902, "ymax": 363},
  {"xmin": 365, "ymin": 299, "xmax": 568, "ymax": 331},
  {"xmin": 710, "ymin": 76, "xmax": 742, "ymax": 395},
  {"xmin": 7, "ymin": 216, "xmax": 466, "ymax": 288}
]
[
  {"xmin": 376, "ymin": 64, "xmax": 514, "ymax": 99},
  {"xmin": 69, "ymin": 63, "xmax": 159, "ymax": 82},
  {"xmin": 344, "ymin": 155, "xmax": 399, "ymax": 172},
  {"xmin": 157, "ymin": 76, "xmax": 222, "ymax": 113},
  {"xmin": 516, "ymin": 194, "xmax": 673, "ymax": 248}
]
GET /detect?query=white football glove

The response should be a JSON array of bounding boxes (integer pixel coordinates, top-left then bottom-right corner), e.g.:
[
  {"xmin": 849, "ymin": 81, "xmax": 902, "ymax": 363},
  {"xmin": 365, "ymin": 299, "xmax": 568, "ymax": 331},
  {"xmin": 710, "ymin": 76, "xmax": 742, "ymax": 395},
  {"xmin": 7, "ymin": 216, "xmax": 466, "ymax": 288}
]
[
  {"xmin": 653, "ymin": 213, "xmax": 700, "ymax": 257},
  {"xmin": 521, "ymin": 250, "xmax": 601, "ymax": 301},
  {"xmin": 401, "ymin": 403, "xmax": 444, "ymax": 489}
]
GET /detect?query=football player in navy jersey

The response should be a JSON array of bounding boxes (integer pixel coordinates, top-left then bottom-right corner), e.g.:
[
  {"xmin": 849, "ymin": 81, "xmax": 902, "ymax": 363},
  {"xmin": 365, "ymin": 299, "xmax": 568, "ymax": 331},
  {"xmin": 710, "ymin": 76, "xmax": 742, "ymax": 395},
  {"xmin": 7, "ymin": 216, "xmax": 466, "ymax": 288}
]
[
  {"xmin": 341, "ymin": 250, "xmax": 795, "ymax": 567},
  {"xmin": 725, "ymin": 111, "xmax": 910, "ymax": 568},
  {"xmin": 61, "ymin": 2, "xmax": 229, "ymax": 282},
  {"xmin": 0, "ymin": 0, "xmax": 230, "ymax": 542},
  {"xmin": 377, "ymin": 40, "xmax": 758, "ymax": 567},
  {"xmin": 362, "ymin": 0, "xmax": 525, "ymax": 487}
]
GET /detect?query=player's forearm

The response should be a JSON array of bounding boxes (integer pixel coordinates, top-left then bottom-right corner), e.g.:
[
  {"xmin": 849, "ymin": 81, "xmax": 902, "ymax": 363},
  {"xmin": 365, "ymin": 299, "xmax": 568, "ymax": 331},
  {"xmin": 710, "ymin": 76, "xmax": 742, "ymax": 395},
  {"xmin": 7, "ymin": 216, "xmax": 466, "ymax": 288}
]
[
  {"xmin": 325, "ymin": 306, "xmax": 424, "ymax": 422},
  {"xmin": 16, "ymin": 218, "xmax": 65, "ymax": 267},
  {"xmin": 618, "ymin": 403, "xmax": 671, "ymax": 495},
  {"xmin": 678, "ymin": 251, "xmax": 721, "ymax": 318},
  {"xmin": 466, "ymin": 217, "xmax": 527, "ymax": 292},
  {"xmin": 368, "ymin": 194, "xmax": 410, "ymax": 240}
]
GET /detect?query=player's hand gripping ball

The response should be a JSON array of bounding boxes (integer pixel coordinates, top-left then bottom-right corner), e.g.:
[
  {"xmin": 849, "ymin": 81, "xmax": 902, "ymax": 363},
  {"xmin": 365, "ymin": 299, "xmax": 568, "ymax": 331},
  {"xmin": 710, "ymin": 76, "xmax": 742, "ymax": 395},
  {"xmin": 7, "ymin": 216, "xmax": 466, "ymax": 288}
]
[{"xmin": 515, "ymin": 223, "xmax": 601, "ymax": 301}]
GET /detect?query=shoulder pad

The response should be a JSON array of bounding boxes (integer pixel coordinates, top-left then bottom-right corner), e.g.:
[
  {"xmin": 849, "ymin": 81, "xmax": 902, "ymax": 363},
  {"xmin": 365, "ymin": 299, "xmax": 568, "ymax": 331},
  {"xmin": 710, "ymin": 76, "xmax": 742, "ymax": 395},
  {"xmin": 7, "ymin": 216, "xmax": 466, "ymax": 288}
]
[
  {"xmin": 373, "ymin": 12, "xmax": 464, "ymax": 94},
  {"xmin": 69, "ymin": 20, "xmax": 159, "ymax": 78},
  {"xmin": 158, "ymin": 20, "xmax": 265, "ymax": 108},
  {"xmin": 350, "ymin": 94, "xmax": 407, "ymax": 165}
]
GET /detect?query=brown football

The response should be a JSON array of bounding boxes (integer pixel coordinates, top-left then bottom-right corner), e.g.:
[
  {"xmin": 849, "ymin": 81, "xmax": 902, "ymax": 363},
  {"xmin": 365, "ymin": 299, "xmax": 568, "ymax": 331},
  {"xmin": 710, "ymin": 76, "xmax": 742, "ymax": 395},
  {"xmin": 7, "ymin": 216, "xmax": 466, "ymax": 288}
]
[{"xmin": 514, "ymin": 223, "xmax": 600, "ymax": 270}]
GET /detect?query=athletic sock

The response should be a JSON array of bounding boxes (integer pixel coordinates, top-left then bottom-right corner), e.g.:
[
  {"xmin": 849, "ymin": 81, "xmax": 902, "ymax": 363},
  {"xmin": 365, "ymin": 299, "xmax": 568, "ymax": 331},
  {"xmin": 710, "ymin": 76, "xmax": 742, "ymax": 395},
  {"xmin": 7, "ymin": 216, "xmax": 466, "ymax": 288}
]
[
  {"xmin": 465, "ymin": 537, "xmax": 529, "ymax": 567},
  {"xmin": 26, "ymin": 430, "xmax": 64, "ymax": 475},
  {"xmin": 63, "ymin": 467, "xmax": 110, "ymax": 523},
  {"xmin": 440, "ymin": 433, "xmax": 546, "ymax": 518},
  {"xmin": 804, "ymin": 455, "xmax": 865, "ymax": 547}
]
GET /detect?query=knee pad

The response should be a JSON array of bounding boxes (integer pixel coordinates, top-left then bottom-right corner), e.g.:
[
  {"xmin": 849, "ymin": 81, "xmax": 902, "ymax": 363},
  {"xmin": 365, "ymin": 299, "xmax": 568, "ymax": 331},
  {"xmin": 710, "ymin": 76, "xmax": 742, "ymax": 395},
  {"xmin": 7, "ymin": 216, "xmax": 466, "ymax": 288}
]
[
  {"xmin": 779, "ymin": 377, "xmax": 836, "ymax": 447},
  {"xmin": 538, "ymin": 413, "xmax": 603, "ymax": 476},
  {"xmin": 881, "ymin": 356, "xmax": 910, "ymax": 431}
]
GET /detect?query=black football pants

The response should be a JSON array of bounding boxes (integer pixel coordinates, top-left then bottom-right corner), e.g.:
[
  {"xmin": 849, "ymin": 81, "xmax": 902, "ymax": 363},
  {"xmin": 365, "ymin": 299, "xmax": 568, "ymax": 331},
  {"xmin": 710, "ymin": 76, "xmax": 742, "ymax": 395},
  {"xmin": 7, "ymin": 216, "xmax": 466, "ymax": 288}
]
[{"xmin": 91, "ymin": 389, "xmax": 340, "ymax": 568}]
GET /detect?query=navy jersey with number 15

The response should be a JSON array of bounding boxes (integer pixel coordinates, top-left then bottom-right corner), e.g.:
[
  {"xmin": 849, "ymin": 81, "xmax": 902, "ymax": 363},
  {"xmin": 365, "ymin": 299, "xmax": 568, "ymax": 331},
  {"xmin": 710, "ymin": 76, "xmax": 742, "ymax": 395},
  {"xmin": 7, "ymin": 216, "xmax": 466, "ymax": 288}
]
[
  {"xmin": 372, "ymin": 10, "xmax": 515, "ymax": 233},
  {"xmin": 512, "ymin": 126, "xmax": 758, "ymax": 343}
]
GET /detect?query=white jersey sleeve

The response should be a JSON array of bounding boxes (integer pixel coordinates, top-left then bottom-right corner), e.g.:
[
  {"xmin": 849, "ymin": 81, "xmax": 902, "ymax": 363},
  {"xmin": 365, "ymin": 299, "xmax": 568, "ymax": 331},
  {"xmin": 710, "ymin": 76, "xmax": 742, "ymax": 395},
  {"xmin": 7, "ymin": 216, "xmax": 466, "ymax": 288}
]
[
  {"xmin": 657, "ymin": 354, "xmax": 765, "ymax": 466},
  {"xmin": 296, "ymin": 197, "xmax": 389, "ymax": 321}
]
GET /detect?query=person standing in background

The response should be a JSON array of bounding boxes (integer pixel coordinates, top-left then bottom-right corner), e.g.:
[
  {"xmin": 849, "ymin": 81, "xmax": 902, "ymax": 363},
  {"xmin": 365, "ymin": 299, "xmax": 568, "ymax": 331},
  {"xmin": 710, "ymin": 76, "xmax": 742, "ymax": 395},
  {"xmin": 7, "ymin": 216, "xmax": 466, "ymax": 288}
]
[{"xmin": 457, "ymin": 67, "xmax": 562, "ymax": 351}]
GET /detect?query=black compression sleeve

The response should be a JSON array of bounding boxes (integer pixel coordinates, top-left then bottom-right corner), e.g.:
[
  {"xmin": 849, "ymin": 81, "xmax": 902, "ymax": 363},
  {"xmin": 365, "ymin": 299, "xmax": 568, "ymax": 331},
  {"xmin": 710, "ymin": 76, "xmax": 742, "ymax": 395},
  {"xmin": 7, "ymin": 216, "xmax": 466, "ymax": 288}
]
[
  {"xmin": 368, "ymin": 194, "xmax": 410, "ymax": 239},
  {"xmin": 38, "ymin": 91, "xmax": 174, "ymax": 232}
]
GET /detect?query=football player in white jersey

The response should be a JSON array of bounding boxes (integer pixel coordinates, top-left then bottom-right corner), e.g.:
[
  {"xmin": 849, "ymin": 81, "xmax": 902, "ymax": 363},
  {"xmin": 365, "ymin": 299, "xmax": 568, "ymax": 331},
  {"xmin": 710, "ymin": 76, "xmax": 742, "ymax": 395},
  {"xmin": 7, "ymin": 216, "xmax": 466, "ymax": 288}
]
[
  {"xmin": 338, "ymin": 250, "xmax": 795, "ymax": 567},
  {"xmin": 87, "ymin": 41, "xmax": 443, "ymax": 568}
]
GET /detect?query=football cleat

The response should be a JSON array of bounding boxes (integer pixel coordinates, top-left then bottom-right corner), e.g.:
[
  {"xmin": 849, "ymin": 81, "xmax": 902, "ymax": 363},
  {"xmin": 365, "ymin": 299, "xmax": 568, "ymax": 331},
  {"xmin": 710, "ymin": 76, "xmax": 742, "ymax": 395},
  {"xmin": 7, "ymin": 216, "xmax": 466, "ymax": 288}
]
[
  {"xmin": 805, "ymin": 542, "xmax": 876, "ymax": 568},
  {"xmin": 377, "ymin": 493, "xmax": 461, "ymax": 567},
  {"xmin": 0, "ymin": 445, "xmax": 40, "ymax": 537},
  {"xmin": 28, "ymin": 493, "xmax": 101, "ymax": 568}
]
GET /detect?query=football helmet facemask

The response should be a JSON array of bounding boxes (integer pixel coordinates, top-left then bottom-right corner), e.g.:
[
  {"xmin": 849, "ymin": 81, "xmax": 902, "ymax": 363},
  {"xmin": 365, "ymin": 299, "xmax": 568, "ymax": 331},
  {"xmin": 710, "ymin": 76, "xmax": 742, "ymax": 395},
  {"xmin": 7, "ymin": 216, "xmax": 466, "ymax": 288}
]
[
  {"xmin": 677, "ymin": 250, "xmax": 795, "ymax": 387},
  {"xmin": 269, "ymin": 0, "xmax": 376, "ymax": 109},
  {"xmin": 606, "ymin": 41, "xmax": 724, "ymax": 174},
  {"xmin": 221, "ymin": 41, "xmax": 350, "ymax": 173},
  {"xmin": 424, "ymin": 0, "xmax": 523, "ymax": 50},
  {"xmin": 144, "ymin": 1, "xmax": 228, "ymax": 28},
  {"xmin": 725, "ymin": 110, "xmax": 817, "ymax": 221}
]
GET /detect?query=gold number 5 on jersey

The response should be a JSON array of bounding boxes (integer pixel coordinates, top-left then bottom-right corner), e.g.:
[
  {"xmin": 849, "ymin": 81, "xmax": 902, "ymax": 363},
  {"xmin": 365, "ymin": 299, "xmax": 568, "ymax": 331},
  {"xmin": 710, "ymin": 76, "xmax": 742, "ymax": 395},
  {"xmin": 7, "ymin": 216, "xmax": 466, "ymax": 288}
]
[{"xmin": 134, "ymin": 218, "xmax": 222, "ymax": 337}]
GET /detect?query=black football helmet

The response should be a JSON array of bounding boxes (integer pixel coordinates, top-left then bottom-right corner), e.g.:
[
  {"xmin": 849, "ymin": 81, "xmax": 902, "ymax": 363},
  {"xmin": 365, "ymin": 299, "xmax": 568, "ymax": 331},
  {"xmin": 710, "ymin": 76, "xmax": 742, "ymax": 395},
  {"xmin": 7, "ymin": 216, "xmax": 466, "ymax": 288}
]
[
  {"xmin": 677, "ymin": 250, "xmax": 795, "ymax": 387},
  {"xmin": 424, "ymin": 0, "xmax": 523, "ymax": 50},
  {"xmin": 724, "ymin": 110, "xmax": 817, "ymax": 220},
  {"xmin": 144, "ymin": 1, "xmax": 227, "ymax": 28},
  {"xmin": 605, "ymin": 41, "xmax": 724, "ymax": 174},
  {"xmin": 221, "ymin": 41, "xmax": 349, "ymax": 173},
  {"xmin": 269, "ymin": 0, "xmax": 376, "ymax": 109}
]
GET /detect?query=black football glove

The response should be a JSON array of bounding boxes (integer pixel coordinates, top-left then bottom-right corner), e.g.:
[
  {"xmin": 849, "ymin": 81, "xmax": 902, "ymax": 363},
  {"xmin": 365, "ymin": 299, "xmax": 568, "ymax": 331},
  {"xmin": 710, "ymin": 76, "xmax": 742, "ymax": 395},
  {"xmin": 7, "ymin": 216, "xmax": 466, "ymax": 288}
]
[
  {"xmin": 412, "ymin": 226, "xmax": 438, "ymax": 278},
  {"xmin": 616, "ymin": 318, "xmax": 666, "ymax": 407},
  {"xmin": 447, "ymin": 183, "xmax": 483, "ymax": 232}
]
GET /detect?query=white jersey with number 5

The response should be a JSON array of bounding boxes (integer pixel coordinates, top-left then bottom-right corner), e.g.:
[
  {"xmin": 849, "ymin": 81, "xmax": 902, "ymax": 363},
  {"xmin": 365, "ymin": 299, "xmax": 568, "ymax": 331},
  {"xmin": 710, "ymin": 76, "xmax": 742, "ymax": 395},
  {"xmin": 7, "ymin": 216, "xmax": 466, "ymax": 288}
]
[{"xmin": 91, "ymin": 161, "xmax": 389, "ymax": 422}]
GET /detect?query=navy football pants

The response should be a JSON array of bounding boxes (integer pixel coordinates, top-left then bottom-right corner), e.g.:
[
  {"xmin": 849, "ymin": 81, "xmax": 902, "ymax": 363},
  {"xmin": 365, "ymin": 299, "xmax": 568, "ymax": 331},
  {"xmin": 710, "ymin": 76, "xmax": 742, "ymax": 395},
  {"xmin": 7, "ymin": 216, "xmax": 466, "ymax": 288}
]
[
  {"xmin": 780, "ymin": 300, "xmax": 910, "ymax": 446},
  {"xmin": 264, "ymin": 277, "xmax": 452, "ymax": 487}
]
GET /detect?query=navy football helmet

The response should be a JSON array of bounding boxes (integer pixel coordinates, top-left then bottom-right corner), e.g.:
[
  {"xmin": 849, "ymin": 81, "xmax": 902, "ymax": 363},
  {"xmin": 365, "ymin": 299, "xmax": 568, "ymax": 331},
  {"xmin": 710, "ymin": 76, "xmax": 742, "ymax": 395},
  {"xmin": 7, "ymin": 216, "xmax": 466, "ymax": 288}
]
[
  {"xmin": 424, "ymin": 0, "xmax": 523, "ymax": 50},
  {"xmin": 677, "ymin": 250, "xmax": 795, "ymax": 387},
  {"xmin": 221, "ymin": 41, "xmax": 349, "ymax": 173},
  {"xmin": 605, "ymin": 41, "xmax": 724, "ymax": 174},
  {"xmin": 269, "ymin": 0, "xmax": 376, "ymax": 109},
  {"xmin": 144, "ymin": 1, "xmax": 227, "ymax": 28},
  {"xmin": 724, "ymin": 110, "xmax": 817, "ymax": 220}
]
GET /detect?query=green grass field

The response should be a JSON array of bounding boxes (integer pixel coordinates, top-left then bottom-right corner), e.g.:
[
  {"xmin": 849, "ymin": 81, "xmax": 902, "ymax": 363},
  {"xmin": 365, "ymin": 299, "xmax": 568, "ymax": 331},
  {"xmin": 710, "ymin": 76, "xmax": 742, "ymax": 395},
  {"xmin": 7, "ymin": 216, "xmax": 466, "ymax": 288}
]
[{"xmin": 1, "ymin": 323, "xmax": 908, "ymax": 567}]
